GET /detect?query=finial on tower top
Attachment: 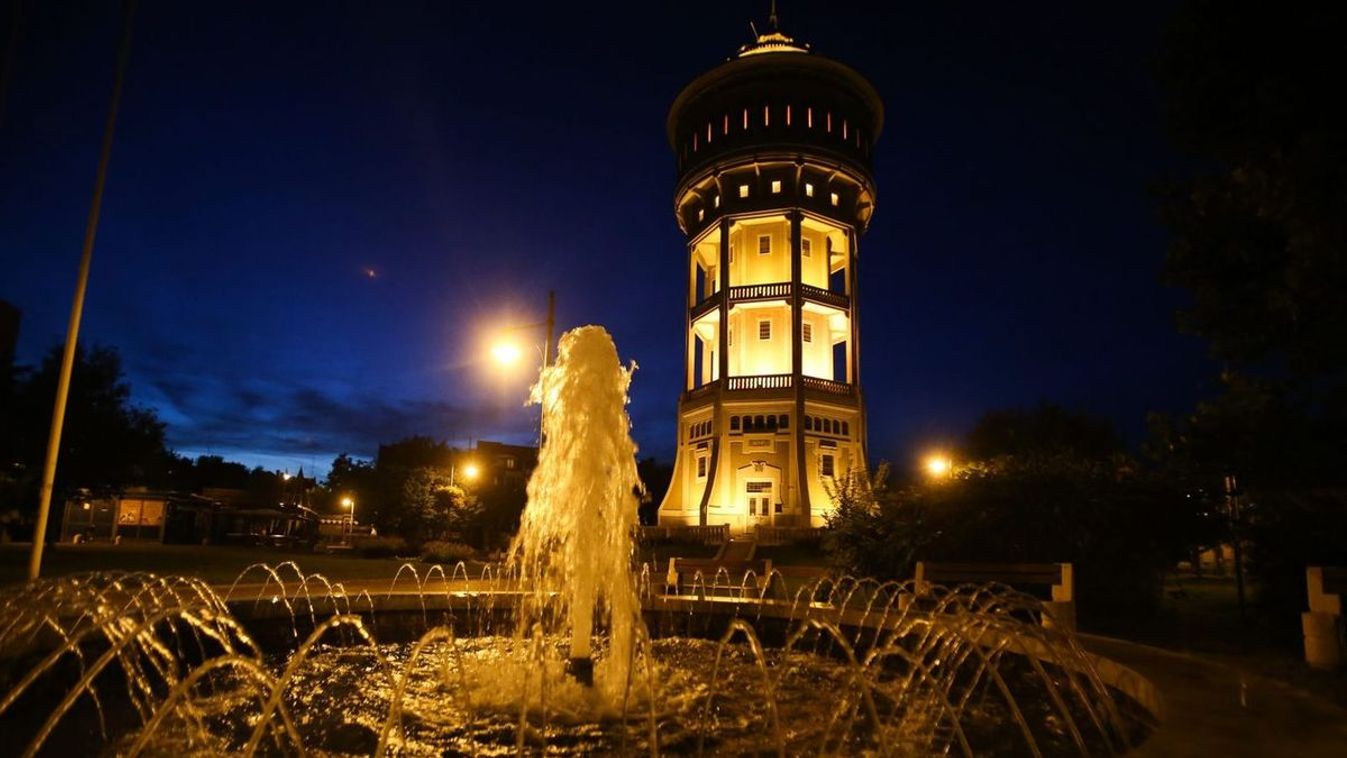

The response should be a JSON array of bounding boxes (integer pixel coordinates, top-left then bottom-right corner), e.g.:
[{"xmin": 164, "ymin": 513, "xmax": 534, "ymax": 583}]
[{"xmin": 736, "ymin": 1, "xmax": 809, "ymax": 58}]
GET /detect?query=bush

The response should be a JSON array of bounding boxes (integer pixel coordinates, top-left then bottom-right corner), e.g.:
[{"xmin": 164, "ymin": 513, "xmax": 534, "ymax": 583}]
[
  {"xmin": 421, "ymin": 540, "xmax": 476, "ymax": 564},
  {"xmin": 352, "ymin": 536, "xmax": 408, "ymax": 559}
]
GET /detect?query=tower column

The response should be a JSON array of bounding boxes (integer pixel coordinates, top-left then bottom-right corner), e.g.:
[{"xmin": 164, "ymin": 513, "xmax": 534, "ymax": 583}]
[{"xmin": 789, "ymin": 210, "xmax": 811, "ymax": 518}]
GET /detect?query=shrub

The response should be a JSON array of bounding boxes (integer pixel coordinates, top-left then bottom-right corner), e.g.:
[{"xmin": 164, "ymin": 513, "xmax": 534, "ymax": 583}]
[
  {"xmin": 421, "ymin": 540, "xmax": 476, "ymax": 564},
  {"xmin": 352, "ymin": 536, "xmax": 408, "ymax": 559}
]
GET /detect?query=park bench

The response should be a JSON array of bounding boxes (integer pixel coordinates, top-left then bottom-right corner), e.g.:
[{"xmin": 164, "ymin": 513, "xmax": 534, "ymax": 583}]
[
  {"xmin": 1303, "ymin": 566, "xmax": 1347, "ymax": 669},
  {"xmin": 914, "ymin": 561, "xmax": 1075, "ymax": 630}
]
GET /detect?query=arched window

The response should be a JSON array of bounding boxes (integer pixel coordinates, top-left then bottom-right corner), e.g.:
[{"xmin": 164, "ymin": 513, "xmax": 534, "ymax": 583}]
[
  {"xmin": 779, "ymin": 414, "xmax": 790, "ymax": 429},
  {"xmin": 767, "ymin": 415, "xmax": 777, "ymax": 431},
  {"xmin": 730, "ymin": 416, "xmax": 740, "ymax": 431},
  {"xmin": 842, "ymin": 421, "xmax": 849, "ymax": 435}
]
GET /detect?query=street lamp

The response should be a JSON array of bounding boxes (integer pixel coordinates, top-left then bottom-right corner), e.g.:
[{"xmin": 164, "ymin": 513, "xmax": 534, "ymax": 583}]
[
  {"xmin": 924, "ymin": 453, "xmax": 953, "ymax": 479},
  {"xmin": 488, "ymin": 290, "xmax": 557, "ymax": 445},
  {"xmin": 450, "ymin": 460, "xmax": 480, "ymax": 487}
]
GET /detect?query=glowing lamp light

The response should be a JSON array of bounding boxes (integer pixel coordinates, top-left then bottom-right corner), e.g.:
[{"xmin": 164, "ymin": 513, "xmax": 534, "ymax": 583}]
[
  {"xmin": 924, "ymin": 454, "xmax": 953, "ymax": 479},
  {"xmin": 491, "ymin": 340, "xmax": 523, "ymax": 366},
  {"xmin": 462, "ymin": 463, "xmax": 480, "ymax": 481},
  {"xmin": 341, "ymin": 496, "xmax": 354, "ymax": 509}
]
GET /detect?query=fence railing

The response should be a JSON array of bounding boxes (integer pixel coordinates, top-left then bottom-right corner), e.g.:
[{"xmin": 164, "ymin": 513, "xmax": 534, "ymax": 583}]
[
  {"xmin": 755, "ymin": 524, "xmax": 826, "ymax": 546},
  {"xmin": 640, "ymin": 524, "xmax": 730, "ymax": 545}
]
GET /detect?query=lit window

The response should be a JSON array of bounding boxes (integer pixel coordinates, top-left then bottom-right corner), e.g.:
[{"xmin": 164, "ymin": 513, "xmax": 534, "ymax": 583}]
[
  {"xmin": 693, "ymin": 133, "xmax": 698, "ymax": 151},
  {"xmin": 697, "ymin": 208, "xmax": 704, "ymax": 221},
  {"xmin": 723, "ymin": 115, "xmax": 729, "ymax": 134},
  {"xmin": 802, "ymin": 323, "xmax": 812, "ymax": 342},
  {"xmin": 771, "ymin": 180, "xmax": 781, "ymax": 194},
  {"xmin": 707, "ymin": 123, "xmax": 712, "ymax": 141},
  {"xmin": 743, "ymin": 108, "xmax": 748, "ymax": 129},
  {"xmin": 697, "ymin": 457, "xmax": 707, "ymax": 478},
  {"xmin": 804, "ymin": 182, "xmax": 814, "ymax": 197},
  {"xmin": 763, "ymin": 105, "xmax": 770, "ymax": 126},
  {"xmin": 739, "ymin": 185, "xmax": 749, "ymax": 198},
  {"xmin": 802, "ymin": 238, "xmax": 812, "ymax": 257},
  {"xmin": 758, "ymin": 235, "xmax": 771, "ymax": 255},
  {"xmin": 826, "ymin": 112, "xmax": 832, "ymax": 132},
  {"xmin": 714, "ymin": 194, "xmax": 720, "ymax": 208},
  {"xmin": 758, "ymin": 319, "xmax": 771, "ymax": 340},
  {"xmin": 830, "ymin": 192, "xmax": 840, "ymax": 207},
  {"xmin": 843, "ymin": 120, "xmax": 848, "ymax": 139},
  {"xmin": 807, "ymin": 107, "xmax": 813, "ymax": 128},
  {"xmin": 821, "ymin": 454, "xmax": 835, "ymax": 477},
  {"xmin": 786, "ymin": 104, "xmax": 792, "ymax": 125}
]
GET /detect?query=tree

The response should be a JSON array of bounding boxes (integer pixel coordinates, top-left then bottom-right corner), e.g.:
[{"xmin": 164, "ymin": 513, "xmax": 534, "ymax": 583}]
[
  {"xmin": 1157, "ymin": 0, "xmax": 1347, "ymax": 382},
  {"xmin": 2, "ymin": 344, "xmax": 168, "ymax": 517},
  {"xmin": 965, "ymin": 403, "xmax": 1121, "ymax": 461}
]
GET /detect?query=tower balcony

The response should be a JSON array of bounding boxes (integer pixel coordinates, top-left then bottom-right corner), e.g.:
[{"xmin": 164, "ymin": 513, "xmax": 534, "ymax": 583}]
[{"xmin": 690, "ymin": 282, "xmax": 849, "ymax": 320}]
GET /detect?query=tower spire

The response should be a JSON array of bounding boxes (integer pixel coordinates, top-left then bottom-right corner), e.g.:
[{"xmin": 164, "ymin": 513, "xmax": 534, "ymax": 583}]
[{"xmin": 769, "ymin": 0, "xmax": 779, "ymax": 31}]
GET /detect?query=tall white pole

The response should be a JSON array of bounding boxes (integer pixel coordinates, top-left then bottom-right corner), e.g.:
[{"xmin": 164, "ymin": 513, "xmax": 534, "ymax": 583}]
[{"xmin": 29, "ymin": 0, "xmax": 138, "ymax": 579}]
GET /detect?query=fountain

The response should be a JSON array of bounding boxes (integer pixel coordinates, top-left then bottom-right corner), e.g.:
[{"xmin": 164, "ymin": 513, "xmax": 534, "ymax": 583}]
[
  {"xmin": 510, "ymin": 325, "xmax": 641, "ymax": 690},
  {"xmin": 0, "ymin": 327, "xmax": 1158, "ymax": 755}
]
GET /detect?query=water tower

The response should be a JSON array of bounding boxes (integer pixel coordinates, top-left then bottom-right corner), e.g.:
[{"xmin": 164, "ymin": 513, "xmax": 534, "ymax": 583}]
[{"xmin": 656, "ymin": 18, "xmax": 883, "ymax": 534}]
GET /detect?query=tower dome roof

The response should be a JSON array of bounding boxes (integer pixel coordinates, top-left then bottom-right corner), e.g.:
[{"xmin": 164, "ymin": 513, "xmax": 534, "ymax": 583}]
[{"xmin": 666, "ymin": 21, "xmax": 884, "ymax": 186}]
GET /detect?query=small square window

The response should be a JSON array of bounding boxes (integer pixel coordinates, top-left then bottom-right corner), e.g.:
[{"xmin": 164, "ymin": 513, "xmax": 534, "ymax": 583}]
[
  {"xmin": 771, "ymin": 180, "xmax": 782, "ymax": 194},
  {"xmin": 739, "ymin": 185, "xmax": 749, "ymax": 198},
  {"xmin": 758, "ymin": 320, "xmax": 771, "ymax": 340},
  {"xmin": 774, "ymin": 501, "xmax": 783, "ymax": 513},
  {"xmin": 830, "ymin": 192, "xmax": 840, "ymax": 207},
  {"xmin": 802, "ymin": 238, "xmax": 812, "ymax": 257},
  {"xmin": 758, "ymin": 235, "xmax": 771, "ymax": 255},
  {"xmin": 802, "ymin": 323, "xmax": 813, "ymax": 342},
  {"xmin": 804, "ymin": 183, "xmax": 814, "ymax": 197},
  {"xmin": 821, "ymin": 454, "xmax": 835, "ymax": 477}
]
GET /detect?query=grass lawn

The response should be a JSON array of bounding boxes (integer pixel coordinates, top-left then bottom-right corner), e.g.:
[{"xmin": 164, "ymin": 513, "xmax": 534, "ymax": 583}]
[{"xmin": 0, "ymin": 543, "xmax": 465, "ymax": 587}]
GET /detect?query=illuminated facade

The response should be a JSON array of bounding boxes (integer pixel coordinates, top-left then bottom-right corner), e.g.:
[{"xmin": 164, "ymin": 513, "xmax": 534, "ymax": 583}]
[{"xmin": 657, "ymin": 26, "xmax": 883, "ymax": 533}]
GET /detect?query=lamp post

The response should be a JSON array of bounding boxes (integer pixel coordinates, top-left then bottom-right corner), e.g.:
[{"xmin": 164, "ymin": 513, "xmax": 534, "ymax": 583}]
[
  {"xmin": 341, "ymin": 496, "xmax": 355, "ymax": 540},
  {"xmin": 28, "ymin": 0, "xmax": 137, "ymax": 580},
  {"xmin": 489, "ymin": 290, "xmax": 557, "ymax": 445}
]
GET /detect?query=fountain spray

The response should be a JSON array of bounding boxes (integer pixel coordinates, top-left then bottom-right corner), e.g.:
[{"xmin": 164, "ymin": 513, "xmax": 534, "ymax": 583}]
[{"xmin": 509, "ymin": 325, "xmax": 642, "ymax": 688}]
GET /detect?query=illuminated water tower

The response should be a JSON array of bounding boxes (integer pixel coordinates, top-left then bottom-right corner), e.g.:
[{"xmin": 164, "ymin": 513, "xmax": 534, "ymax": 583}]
[{"xmin": 657, "ymin": 19, "xmax": 883, "ymax": 533}]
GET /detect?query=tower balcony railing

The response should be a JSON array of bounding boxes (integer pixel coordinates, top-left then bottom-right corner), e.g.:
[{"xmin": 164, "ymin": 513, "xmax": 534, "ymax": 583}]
[
  {"xmin": 690, "ymin": 282, "xmax": 850, "ymax": 320},
  {"xmin": 727, "ymin": 374, "xmax": 792, "ymax": 390},
  {"xmin": 684, "ymin": 374, "xmax": 857, "ymax": 401},
  {"xmin": 801, "ymin": 376, "xmax": 854, "ymax": 396},
  {"xmin": 800, "ymin": 283, "xmax": 850, "ymax": 309},
  {"xmin": 729, "ymin": 282, "xmax": 792, "ymax": 301}
]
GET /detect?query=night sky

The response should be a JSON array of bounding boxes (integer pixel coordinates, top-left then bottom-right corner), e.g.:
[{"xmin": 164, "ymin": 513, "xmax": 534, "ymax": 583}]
[{"xmin": 0, "ymin": 1, "xmax": 1212, "ymax": 475}]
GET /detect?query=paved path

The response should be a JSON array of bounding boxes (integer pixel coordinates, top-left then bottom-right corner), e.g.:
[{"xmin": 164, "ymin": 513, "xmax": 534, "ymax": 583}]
[{"xmin": 1082, "ymin": 635, "xmax": 1347, "ymax": 756}]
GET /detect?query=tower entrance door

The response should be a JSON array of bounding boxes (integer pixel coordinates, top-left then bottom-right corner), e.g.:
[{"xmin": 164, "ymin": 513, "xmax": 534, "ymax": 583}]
[{"xmin": 744, "ymin": 479, "xmax": 775, "ymax": 527}]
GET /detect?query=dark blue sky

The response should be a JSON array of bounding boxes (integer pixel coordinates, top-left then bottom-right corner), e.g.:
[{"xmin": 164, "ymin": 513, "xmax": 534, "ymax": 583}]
[{"xmin": 1, "ymin": 1, "xmax": 1212, "ymax": 475}]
